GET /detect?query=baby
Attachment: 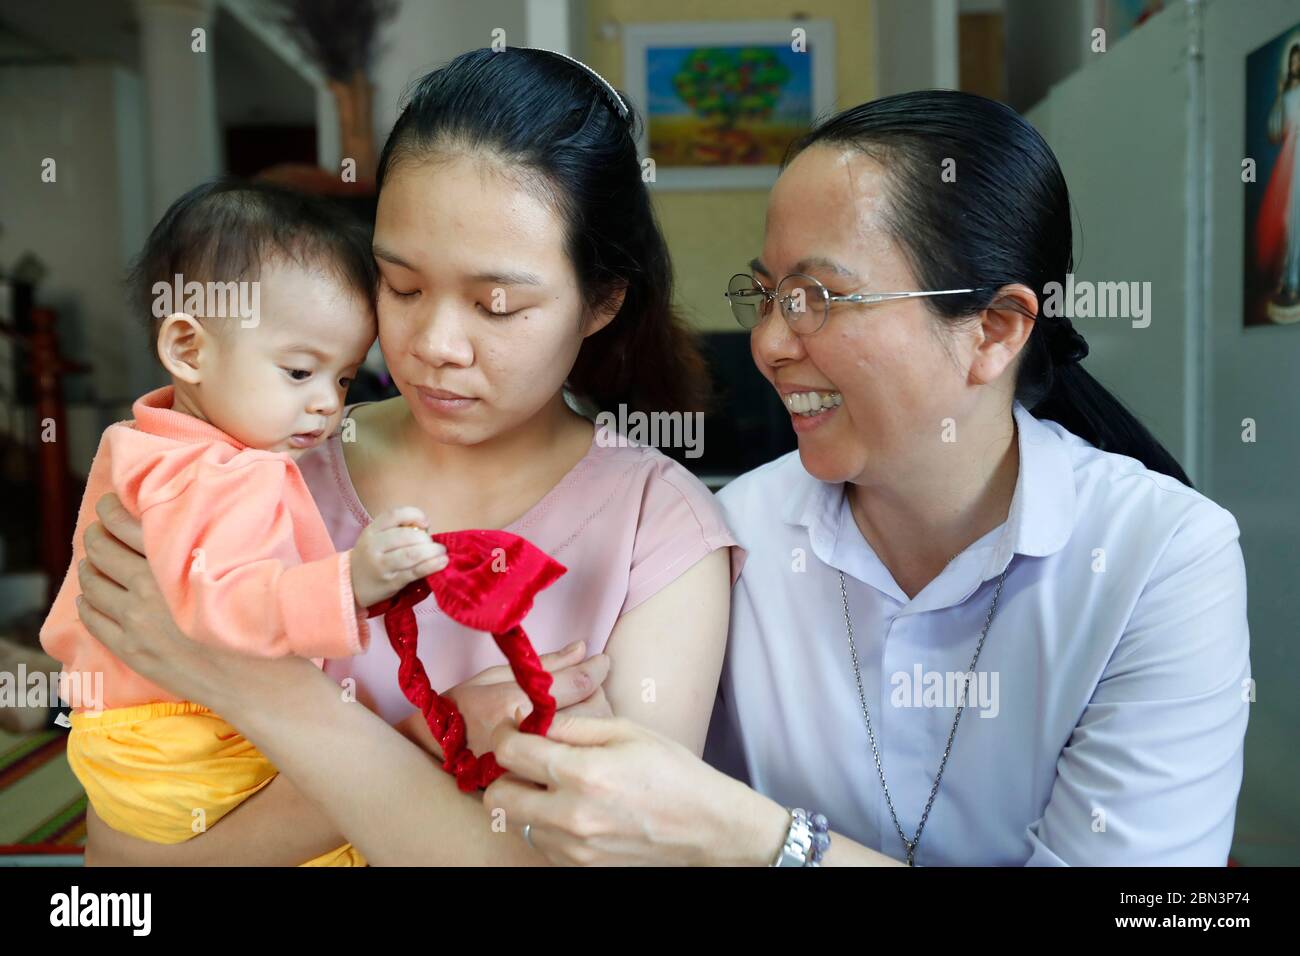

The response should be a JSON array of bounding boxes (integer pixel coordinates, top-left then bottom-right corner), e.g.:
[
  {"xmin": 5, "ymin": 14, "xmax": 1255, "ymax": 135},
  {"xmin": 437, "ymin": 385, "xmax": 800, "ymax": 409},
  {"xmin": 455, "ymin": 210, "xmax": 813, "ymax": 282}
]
[{"xmin": 40, "ymin": 179, "xmax": 444, "ymax": 866}]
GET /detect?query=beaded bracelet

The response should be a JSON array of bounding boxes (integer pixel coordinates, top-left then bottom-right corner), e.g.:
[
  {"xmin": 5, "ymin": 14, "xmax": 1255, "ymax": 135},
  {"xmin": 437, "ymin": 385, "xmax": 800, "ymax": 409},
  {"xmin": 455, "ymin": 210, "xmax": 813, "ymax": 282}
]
[
  {"xmin": 806, "ymin": 809, "xmax": 831, "ymax": 866},
  {"xmin": 772, "ymin": 807, "xmax": 833, "ymax": 866}
]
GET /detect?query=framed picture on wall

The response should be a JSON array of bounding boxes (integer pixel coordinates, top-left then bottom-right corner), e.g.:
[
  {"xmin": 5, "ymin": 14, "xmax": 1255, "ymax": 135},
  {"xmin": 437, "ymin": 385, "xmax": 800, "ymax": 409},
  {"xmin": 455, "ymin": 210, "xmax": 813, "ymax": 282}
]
[
  {"xmin": 1244, "ymin": 18, "xmax": 1300, "ymax": 327},
  {"xmin": 621, "ymin": 20, "xmax": 835, "ymax": 190}
]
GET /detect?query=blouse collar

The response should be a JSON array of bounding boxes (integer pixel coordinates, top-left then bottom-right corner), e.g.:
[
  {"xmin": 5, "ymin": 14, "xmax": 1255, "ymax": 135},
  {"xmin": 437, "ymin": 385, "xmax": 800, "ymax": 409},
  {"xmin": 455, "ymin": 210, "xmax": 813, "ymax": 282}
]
[{"xmin": 784, "ymin": 402, "xmax": 1078, "ymax": 607}]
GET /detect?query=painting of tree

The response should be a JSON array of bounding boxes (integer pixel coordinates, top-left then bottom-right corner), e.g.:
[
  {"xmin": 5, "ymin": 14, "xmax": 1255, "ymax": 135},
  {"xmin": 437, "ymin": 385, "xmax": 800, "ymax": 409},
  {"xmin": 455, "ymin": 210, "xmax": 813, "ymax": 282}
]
[
  {"xmin": 625, "ymin": 21, "xmax": 833, "ymax": 187},
  {"xmin": 648, "ymin": 45, "xmax": 807, "ymax": 167},
  {"xmin": 673, "ymin": 48, "xmax": 791, "ymax": 128}
]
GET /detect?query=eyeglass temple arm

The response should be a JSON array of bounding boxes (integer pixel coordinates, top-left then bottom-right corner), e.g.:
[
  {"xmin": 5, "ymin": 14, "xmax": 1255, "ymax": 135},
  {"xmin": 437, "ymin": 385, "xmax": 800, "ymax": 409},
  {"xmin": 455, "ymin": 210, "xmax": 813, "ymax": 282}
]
[
  {"xmin": 835, "ymin": 288, "xmax": 984, "ymax": 304},
  {"xmin": 725, "ymin": 286, "xmax": 989, "ymax": 303}
]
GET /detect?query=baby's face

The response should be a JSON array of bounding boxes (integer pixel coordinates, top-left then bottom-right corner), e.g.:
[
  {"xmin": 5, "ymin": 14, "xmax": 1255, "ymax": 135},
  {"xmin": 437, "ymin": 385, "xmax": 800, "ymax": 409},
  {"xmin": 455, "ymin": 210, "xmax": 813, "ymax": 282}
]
[{"xmin": 199, "ymin": 260, "xmax": 376, "ymax": 458}]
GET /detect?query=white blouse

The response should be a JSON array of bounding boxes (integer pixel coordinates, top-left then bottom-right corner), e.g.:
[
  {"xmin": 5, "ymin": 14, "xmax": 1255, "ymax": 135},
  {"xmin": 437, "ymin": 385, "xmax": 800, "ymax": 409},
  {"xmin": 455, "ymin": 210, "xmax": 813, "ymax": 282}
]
[{"xmin": 704, "ymin": 402, "xmax": 1250, "ymax": 865}]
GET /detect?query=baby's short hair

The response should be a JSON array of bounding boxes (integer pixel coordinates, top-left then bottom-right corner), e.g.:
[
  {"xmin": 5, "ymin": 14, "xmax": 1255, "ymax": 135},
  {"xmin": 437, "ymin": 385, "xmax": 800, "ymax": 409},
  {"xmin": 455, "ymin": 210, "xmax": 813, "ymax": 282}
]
[{"xmin": 128, "ymin": 178, "xmax": 378, "ymax": 359}]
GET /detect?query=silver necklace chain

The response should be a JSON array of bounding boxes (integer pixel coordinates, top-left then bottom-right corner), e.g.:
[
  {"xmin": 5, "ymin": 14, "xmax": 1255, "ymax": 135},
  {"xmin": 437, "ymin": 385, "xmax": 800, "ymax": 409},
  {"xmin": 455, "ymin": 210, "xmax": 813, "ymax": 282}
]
[{"xmin": 837, "ymin": 565, "xmax": 1009, "ymax": 866}]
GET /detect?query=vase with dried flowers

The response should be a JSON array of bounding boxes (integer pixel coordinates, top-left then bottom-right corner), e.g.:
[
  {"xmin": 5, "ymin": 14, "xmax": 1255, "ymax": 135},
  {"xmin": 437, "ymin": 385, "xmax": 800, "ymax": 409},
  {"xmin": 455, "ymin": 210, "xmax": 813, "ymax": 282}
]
[{"xmin": 270, "ymin": 0, "xmax": 398, "ymax": 185}]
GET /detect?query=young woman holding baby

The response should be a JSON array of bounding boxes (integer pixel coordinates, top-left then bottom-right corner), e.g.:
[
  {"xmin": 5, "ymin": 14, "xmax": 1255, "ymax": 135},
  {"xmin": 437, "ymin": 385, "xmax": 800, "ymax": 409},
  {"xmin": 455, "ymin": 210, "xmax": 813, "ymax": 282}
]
[{"xmin": 75, "ymin": 51, "xmax": 1249, "ymax": 866}]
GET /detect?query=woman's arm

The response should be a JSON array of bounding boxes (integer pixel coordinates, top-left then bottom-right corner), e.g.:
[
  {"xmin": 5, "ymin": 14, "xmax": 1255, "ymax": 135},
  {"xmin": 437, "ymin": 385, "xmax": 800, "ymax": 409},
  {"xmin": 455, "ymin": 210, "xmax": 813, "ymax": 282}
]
[
  {"xmin": 86, "ymin": 679, "xmax": 612, "ymax": 868},
  {"xmin": 601, "ymin": 549, "xmax": 731, "ymax": 755},
  {"xmin": 89, "ymin": 642, "xmax": 611, "ymax": 865},
  {"xmin": 85, "ymin": 774, "xmax": 348, "ymax": 866},
  {"xmin": 483, "ymin": 713, "xmax": 905, "ymax": 866},
  {"xmin": 73, "ymin": 493, "xmax": 598, "ymax": 865},
  {"xmin": 216, "ymin": 657, "xmax": 550, "ymax": 866}
]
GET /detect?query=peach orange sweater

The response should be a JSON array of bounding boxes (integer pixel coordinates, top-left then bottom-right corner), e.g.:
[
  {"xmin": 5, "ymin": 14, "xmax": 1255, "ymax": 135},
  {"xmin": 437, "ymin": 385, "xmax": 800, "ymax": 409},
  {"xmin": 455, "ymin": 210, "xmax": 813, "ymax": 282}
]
[{"xmin": 41, "ymin": 385, "xmax": 368, "ymax": 711}]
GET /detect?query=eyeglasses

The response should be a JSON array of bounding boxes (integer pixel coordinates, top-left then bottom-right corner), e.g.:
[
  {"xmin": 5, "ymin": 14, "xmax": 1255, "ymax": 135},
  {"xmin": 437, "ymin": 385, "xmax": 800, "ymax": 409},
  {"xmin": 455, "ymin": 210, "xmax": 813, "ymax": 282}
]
[{"xmin": 724, "ymin": 272, "xmax": 990, "ymax": 335}]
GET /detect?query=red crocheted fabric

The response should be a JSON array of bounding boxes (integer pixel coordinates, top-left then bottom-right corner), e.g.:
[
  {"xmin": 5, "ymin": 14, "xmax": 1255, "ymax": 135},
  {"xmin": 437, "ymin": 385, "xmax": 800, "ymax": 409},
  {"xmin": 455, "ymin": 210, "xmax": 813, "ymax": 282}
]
[{"xmin": 365, "ymin": 529, "xmax": 567, "ymax": 792}]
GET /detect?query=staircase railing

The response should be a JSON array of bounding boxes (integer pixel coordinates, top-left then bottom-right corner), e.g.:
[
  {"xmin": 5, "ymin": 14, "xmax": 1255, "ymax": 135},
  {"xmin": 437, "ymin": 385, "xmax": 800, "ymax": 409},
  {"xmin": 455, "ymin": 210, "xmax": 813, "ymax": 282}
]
[{"xmin": 0, "ymin": 306, "xmax": 91, "ymax": 610}]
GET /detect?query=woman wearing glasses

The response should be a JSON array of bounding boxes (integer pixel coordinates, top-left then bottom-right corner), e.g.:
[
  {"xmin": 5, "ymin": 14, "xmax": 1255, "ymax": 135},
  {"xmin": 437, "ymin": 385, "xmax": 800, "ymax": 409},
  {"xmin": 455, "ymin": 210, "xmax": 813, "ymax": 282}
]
[{"xmin": 474, "ymin": 90, "xmax": 1249, "ymax": 866}]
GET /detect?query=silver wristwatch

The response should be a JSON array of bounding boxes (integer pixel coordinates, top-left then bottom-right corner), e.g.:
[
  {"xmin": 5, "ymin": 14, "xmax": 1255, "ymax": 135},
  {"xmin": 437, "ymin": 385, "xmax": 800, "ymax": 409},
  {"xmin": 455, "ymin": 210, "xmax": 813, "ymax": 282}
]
[{"xmin": 770, "ymin": 807, "xmax": 814, "ymax": 867}]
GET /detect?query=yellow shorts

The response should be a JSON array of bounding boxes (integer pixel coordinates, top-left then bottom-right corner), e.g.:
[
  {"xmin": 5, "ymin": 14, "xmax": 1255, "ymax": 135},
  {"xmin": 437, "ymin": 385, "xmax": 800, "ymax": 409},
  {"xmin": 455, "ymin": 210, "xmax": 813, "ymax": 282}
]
[{"xmin": 69, "ymin": 701, "xmax": 364, "ymax": 867}]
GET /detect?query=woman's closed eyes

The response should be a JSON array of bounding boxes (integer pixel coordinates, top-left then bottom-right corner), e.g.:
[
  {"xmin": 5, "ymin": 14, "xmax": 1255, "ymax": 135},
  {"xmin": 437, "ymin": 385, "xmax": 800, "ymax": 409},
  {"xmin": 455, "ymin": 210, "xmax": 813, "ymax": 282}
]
[
  {"xmin": 380, "ymin": 279, "xmax": 527, "ymax": 319},
  {"xmin": 381, "ymin": 278, "xmax": 420, "ymax": 299},
  {"xmin": 474, "ymin": 302, "xmax": 524, "ymax": 319}
]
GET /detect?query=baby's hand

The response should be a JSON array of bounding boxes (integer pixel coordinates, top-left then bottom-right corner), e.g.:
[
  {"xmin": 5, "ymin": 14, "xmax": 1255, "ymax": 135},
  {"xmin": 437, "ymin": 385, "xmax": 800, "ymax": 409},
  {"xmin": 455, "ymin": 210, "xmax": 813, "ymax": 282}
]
[{"xmin": 350, "ymin": 507, "xmax": 448, "ymax": 609}]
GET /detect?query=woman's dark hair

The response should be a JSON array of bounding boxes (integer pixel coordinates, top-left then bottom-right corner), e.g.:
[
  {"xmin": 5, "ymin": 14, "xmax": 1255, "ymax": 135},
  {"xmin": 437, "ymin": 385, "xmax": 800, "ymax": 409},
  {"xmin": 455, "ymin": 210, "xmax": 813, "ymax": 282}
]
[
  {"xmin": 128, "ymin": 177, "xmax": 377, "ymax": 358},
  {"xmin": 786, "ymin": 89, "xmax": 1191, "ymax": 485},
  {"xmin": 375, "ymin": 47, "xmax": 710, "ymax": 415}
]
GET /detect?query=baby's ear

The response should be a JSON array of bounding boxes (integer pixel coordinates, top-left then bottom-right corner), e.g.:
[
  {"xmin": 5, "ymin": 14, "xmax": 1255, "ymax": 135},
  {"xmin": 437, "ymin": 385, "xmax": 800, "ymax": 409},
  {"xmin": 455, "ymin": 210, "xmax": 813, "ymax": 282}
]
[{"xmin": 156, "ymin": 312, "xmax": 206, "ymax": 383}]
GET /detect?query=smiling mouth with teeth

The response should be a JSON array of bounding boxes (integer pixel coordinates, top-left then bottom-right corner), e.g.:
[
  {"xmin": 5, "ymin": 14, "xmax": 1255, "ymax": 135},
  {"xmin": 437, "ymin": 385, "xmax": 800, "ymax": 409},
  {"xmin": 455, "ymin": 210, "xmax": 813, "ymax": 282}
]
[{"xmin": 783, "ymin": 391, "xmax": 843, "ymax": 416}]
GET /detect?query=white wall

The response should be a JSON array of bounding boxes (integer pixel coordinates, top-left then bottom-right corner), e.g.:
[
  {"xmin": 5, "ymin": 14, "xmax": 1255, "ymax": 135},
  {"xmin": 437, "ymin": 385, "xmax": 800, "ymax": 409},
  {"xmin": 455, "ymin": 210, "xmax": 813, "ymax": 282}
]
[
  {"xmin": 1201, "ymin": 0, "xmax": 1300, "ymax": 866},
  {"xmin": 1026, "ymin": 0, "xmax": 1300, "ymax": 864},
  {"xmin": 1025, "ymin": 1, "xmax": 1197, "ymax": 470},
  {"xmin": 875, "ymin": 0, "xmax": 959, "ymax": 95},
  {"xmin": 371, "ymin": 0, "xmax": 530, "ymax": 149},
  {"xmin": 1005, "ymin": 0, "xmax": 1093, "ymax": 111},
  {"xmin": 0, "ymin": 63, "xmax": 150, "ymax": 458}
]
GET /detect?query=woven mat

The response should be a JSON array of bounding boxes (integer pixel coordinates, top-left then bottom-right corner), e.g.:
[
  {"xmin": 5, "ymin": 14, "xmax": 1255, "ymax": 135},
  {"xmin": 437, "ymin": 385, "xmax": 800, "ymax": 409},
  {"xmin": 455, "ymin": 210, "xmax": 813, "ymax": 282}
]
[{"xmin": 0, "ymin": 726, "xmax": 87, "ymax": 855}]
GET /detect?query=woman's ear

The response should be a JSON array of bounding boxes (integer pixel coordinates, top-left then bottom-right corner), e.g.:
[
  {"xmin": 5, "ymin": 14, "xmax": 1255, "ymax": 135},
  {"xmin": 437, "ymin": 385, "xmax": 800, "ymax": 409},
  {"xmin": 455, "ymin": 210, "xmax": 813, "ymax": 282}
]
[
  {"xmin": 156, "ymin": 312, "xmax": 208, "ymax": 384},
  {"xmin": 581, "ymin": 284, "xmax": 627, "ymax": 339},
  {"xmin": 969, "ymin": 284, "xmax": 1037, "ymax": 386}
]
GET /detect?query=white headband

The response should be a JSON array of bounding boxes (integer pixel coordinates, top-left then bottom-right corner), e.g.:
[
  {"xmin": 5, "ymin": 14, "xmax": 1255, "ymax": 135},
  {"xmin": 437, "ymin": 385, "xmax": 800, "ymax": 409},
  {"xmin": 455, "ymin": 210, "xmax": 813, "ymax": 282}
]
[{"xmin": 524, "ymin": 47, "xmax": 630, "ymax": 121}]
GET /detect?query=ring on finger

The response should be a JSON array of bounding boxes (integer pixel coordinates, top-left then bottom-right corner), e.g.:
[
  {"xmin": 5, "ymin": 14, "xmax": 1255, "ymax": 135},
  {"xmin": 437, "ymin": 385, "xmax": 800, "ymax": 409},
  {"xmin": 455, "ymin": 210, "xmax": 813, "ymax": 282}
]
[{"xmin": 523, "ymin": 823, "xmax": 535, "ymax": 849}]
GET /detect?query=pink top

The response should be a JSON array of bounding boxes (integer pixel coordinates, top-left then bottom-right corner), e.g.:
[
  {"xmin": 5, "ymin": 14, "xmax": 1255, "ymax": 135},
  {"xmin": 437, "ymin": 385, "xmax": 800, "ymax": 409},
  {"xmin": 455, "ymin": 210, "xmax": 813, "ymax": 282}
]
[
  {"xmin": 40, "ymin": 386, "xmax": 368, "ymax": 711},
  {"xmin": 298, "ymin": 402, "xmax": 745, "ymax": 725}
]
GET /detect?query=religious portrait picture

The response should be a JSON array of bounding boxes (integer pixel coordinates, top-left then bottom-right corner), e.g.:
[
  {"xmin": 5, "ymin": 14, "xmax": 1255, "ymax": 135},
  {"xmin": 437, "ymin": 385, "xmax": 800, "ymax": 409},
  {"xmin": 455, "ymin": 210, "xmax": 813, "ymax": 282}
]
[{"xmin": 1245, "ymin": 18, "xmax": 1300, "ymax": 326}]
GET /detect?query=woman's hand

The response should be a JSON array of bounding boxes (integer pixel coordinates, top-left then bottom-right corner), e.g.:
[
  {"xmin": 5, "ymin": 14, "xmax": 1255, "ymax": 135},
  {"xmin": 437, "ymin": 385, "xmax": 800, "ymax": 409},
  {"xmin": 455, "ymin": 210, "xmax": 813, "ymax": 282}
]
[
  {"xmin": 482, "ymin": 713, "xmax": 792, "ymax": 867},
  {"xmin": 397, "ymin": 642, "xmax": 612, "ymax": 760},
  {"xmin": 75, "ymin": 492, "xmax": 319, "ymax": 713}
]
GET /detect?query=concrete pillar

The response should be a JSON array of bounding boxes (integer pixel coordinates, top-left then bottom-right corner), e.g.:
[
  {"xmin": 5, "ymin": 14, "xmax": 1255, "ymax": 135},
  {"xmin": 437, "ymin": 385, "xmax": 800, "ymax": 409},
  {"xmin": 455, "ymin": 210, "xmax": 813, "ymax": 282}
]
[{"xmin": 133, "ymin": 0, "xmax": 221, "ymax": 219}]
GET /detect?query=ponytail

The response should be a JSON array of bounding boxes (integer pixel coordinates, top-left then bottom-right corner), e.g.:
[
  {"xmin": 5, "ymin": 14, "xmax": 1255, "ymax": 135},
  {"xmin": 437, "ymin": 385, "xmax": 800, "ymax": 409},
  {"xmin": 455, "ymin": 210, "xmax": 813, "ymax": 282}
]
[{"xmin": 1032, "ymin": 363, "xmax": 1192, "ymax": 486}]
